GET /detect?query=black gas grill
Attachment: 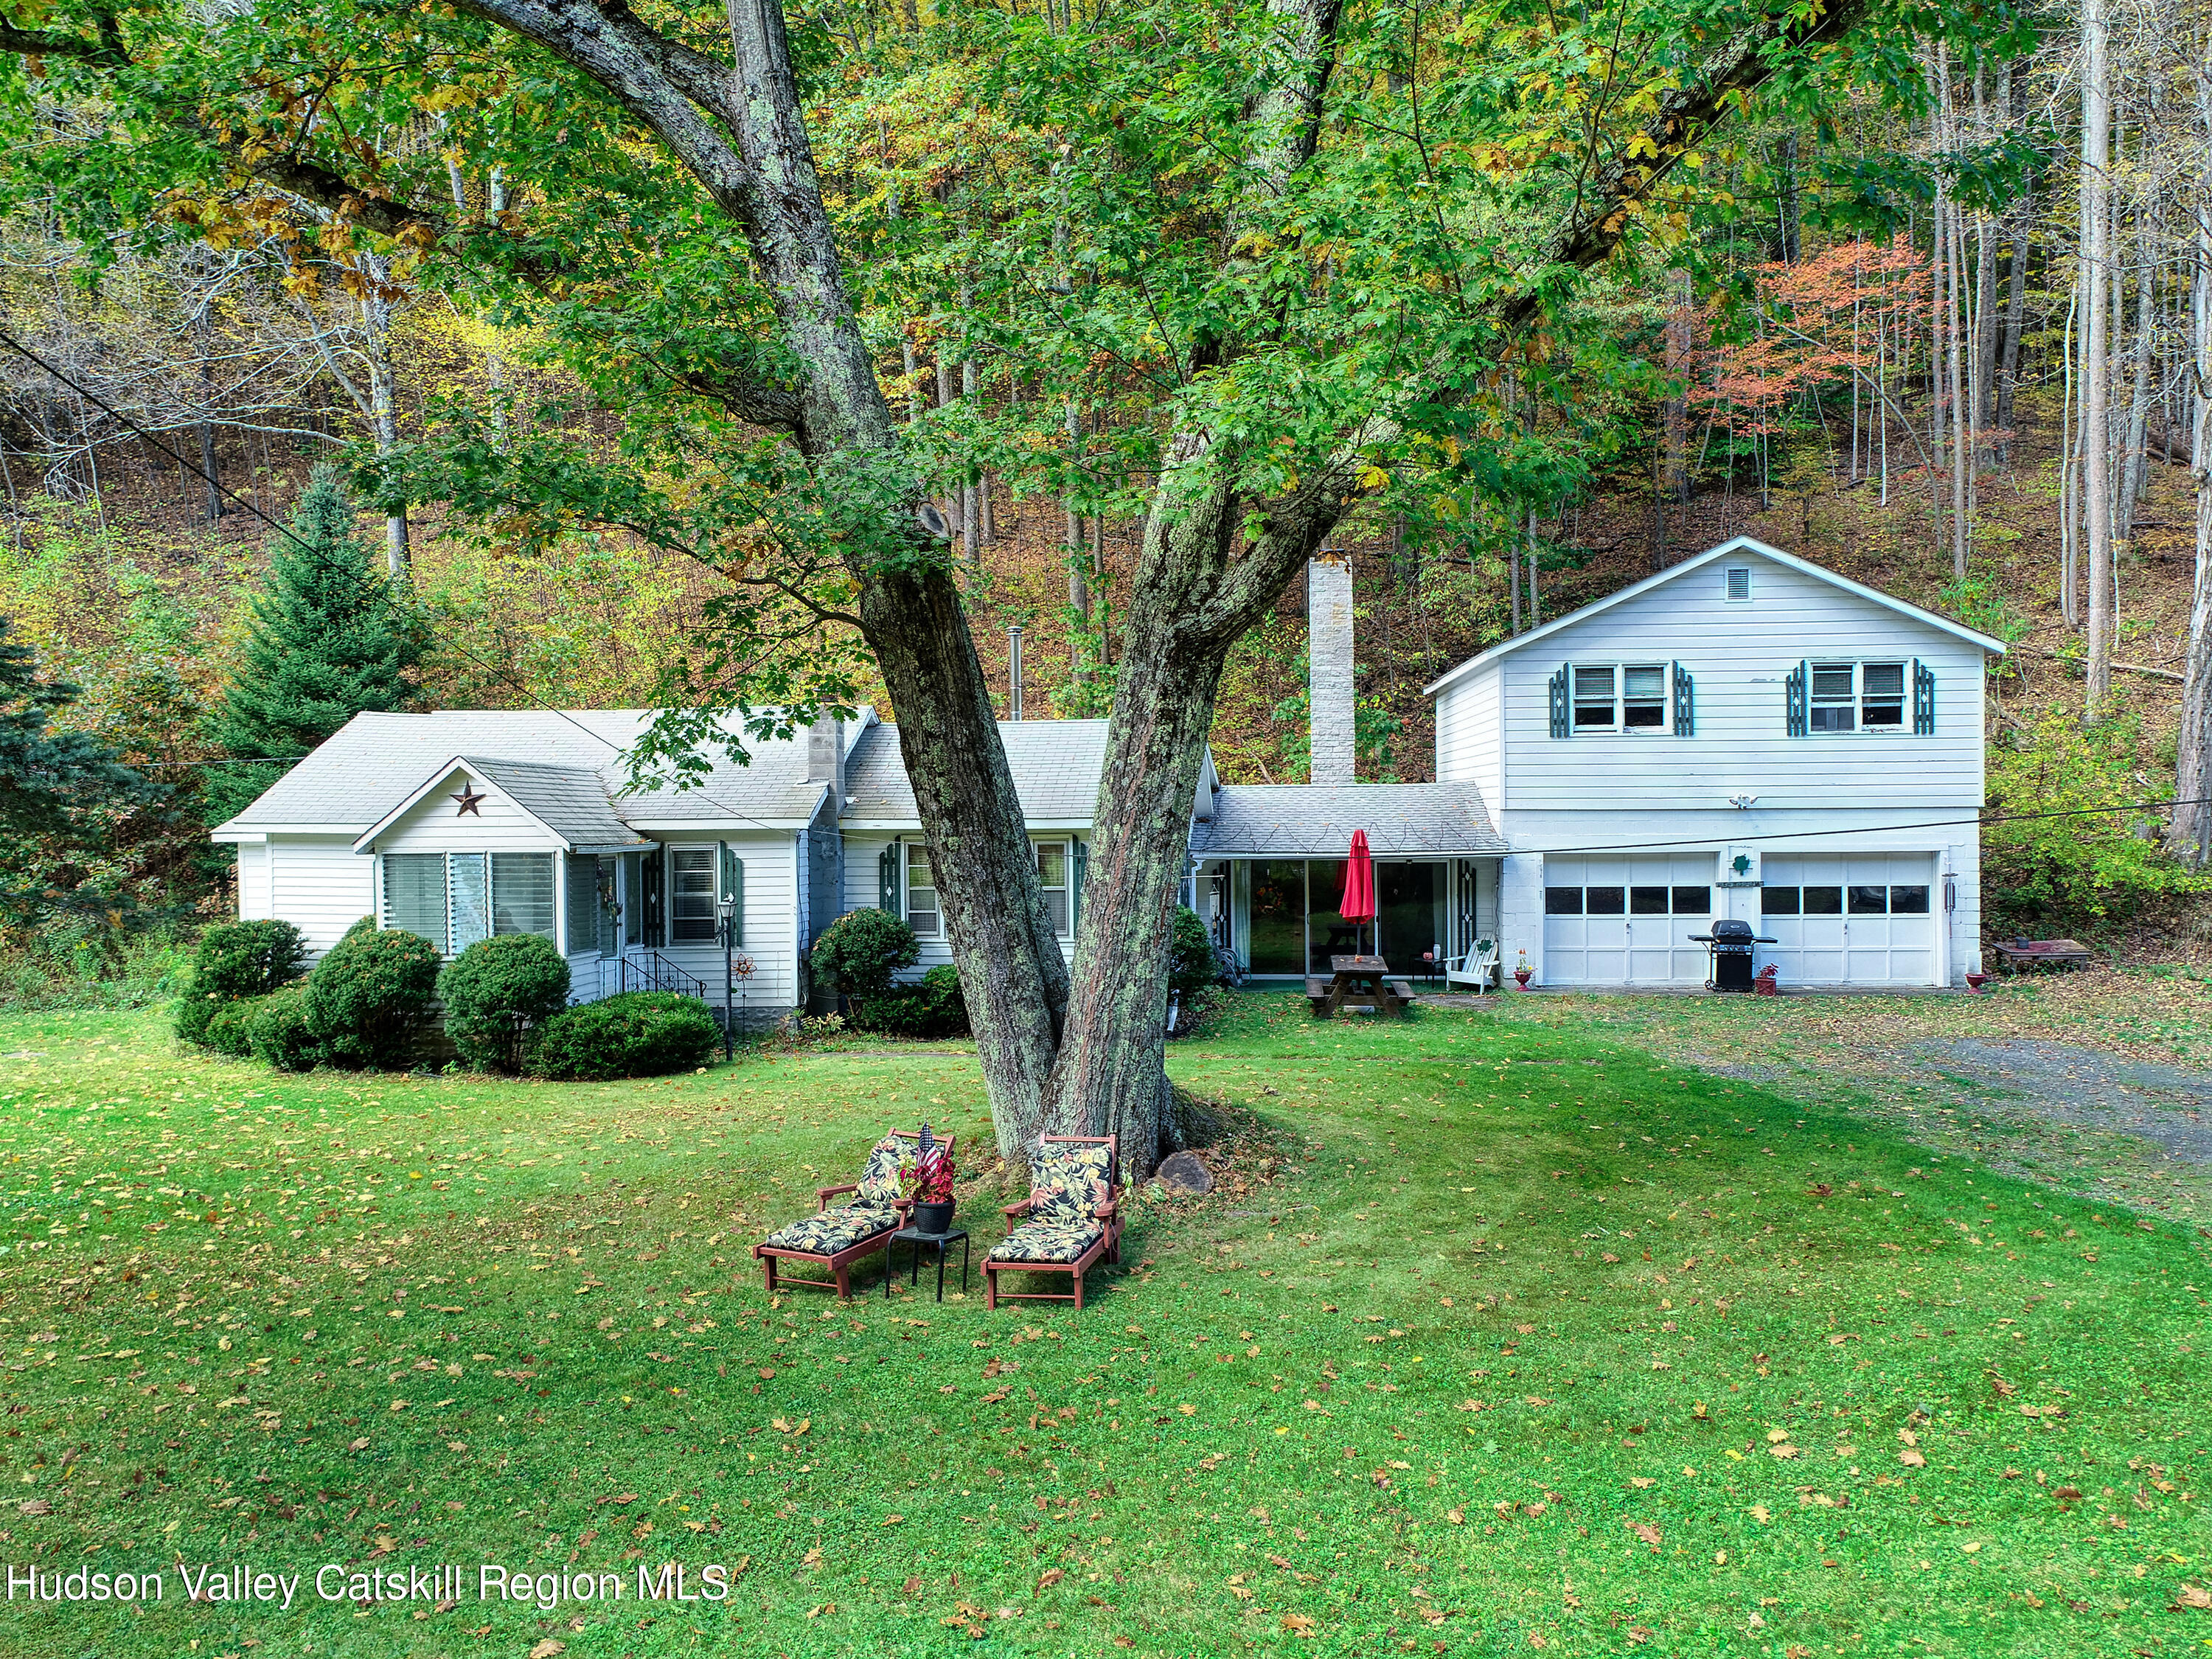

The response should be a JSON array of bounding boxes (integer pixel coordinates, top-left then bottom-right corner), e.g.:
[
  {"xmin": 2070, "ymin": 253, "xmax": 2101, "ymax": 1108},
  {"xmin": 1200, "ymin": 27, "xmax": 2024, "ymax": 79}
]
[{"xmin": 1686, "ymin": 918, "xmax": 1777, "ymax": 992}]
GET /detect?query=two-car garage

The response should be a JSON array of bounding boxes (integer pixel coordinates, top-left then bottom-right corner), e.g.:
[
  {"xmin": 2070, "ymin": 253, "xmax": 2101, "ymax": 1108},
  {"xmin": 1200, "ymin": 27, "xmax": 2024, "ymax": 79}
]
[{"xmin": 1541, "ymin": 850, "xmax": 1941, "ymax": 987}]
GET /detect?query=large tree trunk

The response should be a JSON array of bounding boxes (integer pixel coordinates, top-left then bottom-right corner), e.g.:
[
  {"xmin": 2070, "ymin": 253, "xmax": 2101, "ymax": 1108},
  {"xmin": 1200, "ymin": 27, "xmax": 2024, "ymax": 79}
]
[{"xmin": 2081, "ymin": 0, "xmax": 2114, "ymax": 712}]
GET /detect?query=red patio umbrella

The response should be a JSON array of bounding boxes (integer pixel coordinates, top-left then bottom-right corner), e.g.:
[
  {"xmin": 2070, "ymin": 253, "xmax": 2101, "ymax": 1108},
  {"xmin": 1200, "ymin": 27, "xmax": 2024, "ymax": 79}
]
[{"xmin": 1339, "ymin": 830, "xmax": 1377, "ymax": 956}]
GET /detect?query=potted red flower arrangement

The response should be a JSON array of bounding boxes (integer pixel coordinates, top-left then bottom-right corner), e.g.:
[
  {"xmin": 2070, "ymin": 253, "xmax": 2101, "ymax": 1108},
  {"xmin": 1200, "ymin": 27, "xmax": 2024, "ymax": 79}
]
[{"xmin": 902, "ymin": 1125, "xmax": 956, "ymax": 1235}]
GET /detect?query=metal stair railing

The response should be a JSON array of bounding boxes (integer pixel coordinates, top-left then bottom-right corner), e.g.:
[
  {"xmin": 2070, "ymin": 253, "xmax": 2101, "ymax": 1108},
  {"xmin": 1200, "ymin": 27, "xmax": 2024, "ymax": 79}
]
[{"xmin": 617, "ymin": 952, "xmax": 710, "ymax": 1002}]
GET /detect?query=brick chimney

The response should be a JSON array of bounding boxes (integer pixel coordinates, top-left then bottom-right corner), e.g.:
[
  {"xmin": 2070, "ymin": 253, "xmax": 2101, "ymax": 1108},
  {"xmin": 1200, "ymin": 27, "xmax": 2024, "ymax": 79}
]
[
  {"xmin": 806, "ymin": 712, "xmax": 844, "ymax": 812},
  {"xmin": 1307, "ymin": 552, "xmax": 1354, "ymax": 787}
]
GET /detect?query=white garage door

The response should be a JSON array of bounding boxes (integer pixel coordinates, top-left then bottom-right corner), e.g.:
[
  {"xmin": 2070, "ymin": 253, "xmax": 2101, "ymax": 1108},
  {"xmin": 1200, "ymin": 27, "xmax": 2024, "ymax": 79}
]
[
  {"xmin": 1759, "ymin": 854, "xmax": 1938, "ymax": 987},
  {"xmin": 1543, "ymin": 855, "xmax": 1714, "ymax": 985}
]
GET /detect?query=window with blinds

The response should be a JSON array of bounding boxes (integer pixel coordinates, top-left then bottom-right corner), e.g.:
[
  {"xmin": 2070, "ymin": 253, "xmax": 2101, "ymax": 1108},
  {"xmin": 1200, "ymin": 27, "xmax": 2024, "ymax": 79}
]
[
  {"xmin": 669, "ymin": 847, "xmax": 717, "ymax": 942},
  {"xmin": 1033, "ymin": 840, "xmax": 1070, "ymax": 935},
  {"xmin": 451, "ymin": 852, "xmax": 490, "ymax": 951},
  {"xmin": 491, "ymin": 853, "xmax": 555, "ymax": 937},
  {"xmin": 381, "ymin": 854, "xmax": 448, "ymax": 953}
]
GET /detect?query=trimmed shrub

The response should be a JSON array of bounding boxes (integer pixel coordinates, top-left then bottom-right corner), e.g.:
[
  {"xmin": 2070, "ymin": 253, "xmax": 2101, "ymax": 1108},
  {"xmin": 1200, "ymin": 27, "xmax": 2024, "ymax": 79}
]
[
  {"xmin": 438, "ymin": 934, "xmax": 571, "ymax": 1074},
  {"xmin": 1169, "ymin": 905, "xmax": 1222, "ymax": 996},
  {"xmin": 304, "ymin": 917, "xmax": 441, "ymax": 1070},
  {"xmin": 810, "ymin": 908, "xmax": 919, "ymax": 1003},
  {"xmin": 194, "ymin": 919, "xmax": 308, "ymax": 998},
  {"xmin": 247, "ymin": 984, "xmax": 321, "ymax": 1072},
  {"xmin": 201, "ymin": 997, "xmax": 259, "ymax": 1058},
  {"xmin": 851, "ymin": 964, "xmax": 969, "ymax": 1040},
  {"xmin": 526, "ymin": 992, "xmax": 720, "ymax": 1082},
  {"xmin": 175, "ymin": 919, "xmax": 307, "ymax": 1048}
]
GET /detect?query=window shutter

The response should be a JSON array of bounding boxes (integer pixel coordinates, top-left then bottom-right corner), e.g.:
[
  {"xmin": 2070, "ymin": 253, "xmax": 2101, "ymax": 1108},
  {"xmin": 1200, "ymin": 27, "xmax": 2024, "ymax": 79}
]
[
  {"xmin": 1785, "ymin": 661, "xmax": 1809, "ymax": 737},
  {"xmin": 565, "ymin": 854, "xmax": 599, "ymax": 955},
  {"xmin": 641, "ymin": 852, "xmax": 665, "ymax": 947},
  {"xmin": 720, "ymin": 844, "xmax": 745, "ymax": 946},
  {"xmin": 1548, "ymin": 664, "xmax": 1570, "ymax": 739},
  {"xmin": 1072, "ymin": 838, "xmax": 1088, "ymax": 935},
  {"xmin": 879, "ymin": 841, "xmax": 900, "ymax": 911},
  {"xmin": 1672, "ymin": 661, "xmax": 1694, "ymax": 737},
  {"xmin": 1913, "ymin": 659, "xmax": 1935, "ymax": 734}
]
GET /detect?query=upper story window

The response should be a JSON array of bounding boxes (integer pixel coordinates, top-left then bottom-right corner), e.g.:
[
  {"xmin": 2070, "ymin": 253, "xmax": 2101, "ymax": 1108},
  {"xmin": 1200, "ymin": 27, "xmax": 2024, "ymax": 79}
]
[
  {"xmin": 1724, "ymin": 566, "xmax": 1753, "ymax": 601},
  {"xmin": 1573, "ymin": 664, "xmax": 1667, "ymax": 731},
  {"xmin": 905, "ymin": 841, "xmax": 940, "ymax": 937},
  {"xmin": 1809, "ymin": 661, "xmax": 1906, "ymax": 733},
  {"xmin": 1551, "ymin": 660, "xmax": 1693, "ymax": 738}
]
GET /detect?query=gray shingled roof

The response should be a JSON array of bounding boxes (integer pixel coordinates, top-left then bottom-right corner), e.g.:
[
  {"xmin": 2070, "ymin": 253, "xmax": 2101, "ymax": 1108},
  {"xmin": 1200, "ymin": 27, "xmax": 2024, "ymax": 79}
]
[
  {"xmin": 458, "ymin": 757, "xmax": 654, "ymax": 851},
  {"xmin": 842, "ymin": 720, "xmax": 1110, "ymax": 825},
  {"xmin": 216, "ymin": 709, "xmax": 837, "ymax": 835},
  {"xmin": 1189, "ymin": 783, "xmax": 1506, "ymax": 858}
]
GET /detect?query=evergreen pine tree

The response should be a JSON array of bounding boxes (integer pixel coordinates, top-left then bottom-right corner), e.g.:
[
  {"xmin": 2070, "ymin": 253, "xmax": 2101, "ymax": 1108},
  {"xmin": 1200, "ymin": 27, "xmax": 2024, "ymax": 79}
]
[{"xmin": 204, "ymin": 467, "xmax": 419, "ymax": 824}]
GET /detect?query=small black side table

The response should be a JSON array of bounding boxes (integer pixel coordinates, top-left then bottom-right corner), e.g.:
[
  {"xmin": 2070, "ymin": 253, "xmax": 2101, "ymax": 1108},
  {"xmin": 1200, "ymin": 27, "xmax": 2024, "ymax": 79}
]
[{"xmin": 886, "ymin": 1226, "xmax": 970, "ymax": 1301}]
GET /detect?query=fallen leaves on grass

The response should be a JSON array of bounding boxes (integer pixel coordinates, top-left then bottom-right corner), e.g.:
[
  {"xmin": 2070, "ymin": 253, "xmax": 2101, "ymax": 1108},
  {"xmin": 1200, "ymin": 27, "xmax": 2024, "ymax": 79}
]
[
  {"xmin": 1627, "ymin": 1520, "xmax": 1661, "ymax": 1551},
  {"xmin": 528, "ymin": 1642, "xmax": 565, "ymax": 1659}
]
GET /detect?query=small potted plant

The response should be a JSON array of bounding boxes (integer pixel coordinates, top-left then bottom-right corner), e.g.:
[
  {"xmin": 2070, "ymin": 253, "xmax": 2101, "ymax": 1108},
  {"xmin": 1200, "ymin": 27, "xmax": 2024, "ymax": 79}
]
[
  {"xmin": 902, "ymin": 1127, "xmax": 956, "ymax": 1235},
  {"xmin": 1512, "ymin": 950, "xmax": 1533, "ymax": 990}
]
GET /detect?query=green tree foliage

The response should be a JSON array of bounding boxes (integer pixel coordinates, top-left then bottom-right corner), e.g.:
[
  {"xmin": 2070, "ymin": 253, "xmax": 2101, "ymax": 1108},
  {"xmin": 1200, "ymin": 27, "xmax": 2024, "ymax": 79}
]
[
  {"xmin": 438, "ymin": 934, "xmax": 573, "ymax": 1074},
  {"xmin": 0, "ymin": 613, "xmax": 153, "ymax": 925},
  {"xmin": 202, "ymin": 467, "xmax": 418, "ymax": 827},
  {"xmin": 526, "ymin": 991, "xmax": 720, "ymax": 1082},
  {"xmin": 302, "ymin": 917, "xmax": 441, "ymax": 1071},
  {"xmin": 810, "ymin": 908, "xmax": 920, "ymax": 1004},
  {"xmin": 1983, "ymin": 708, "xmax": 2211, "ymax": 932}
]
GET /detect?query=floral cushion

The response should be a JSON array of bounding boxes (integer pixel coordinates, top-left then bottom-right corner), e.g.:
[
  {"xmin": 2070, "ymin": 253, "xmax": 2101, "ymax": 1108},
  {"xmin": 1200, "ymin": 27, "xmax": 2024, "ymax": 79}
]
[
  {"xmin": 762, "ymin": 1199, "xmax": 897, "ymax": 1256},
  {"xmin": 857, "ymin": 1134, "xmax": 907, "ymax": 1203},
  {"xmin": 989, "ymin": 1218, "xmax": 1105, "ymax": 1265},
  {"xmin": 1031, "ymin": 1141, "xmax": 1113, "ymax": 1225}
]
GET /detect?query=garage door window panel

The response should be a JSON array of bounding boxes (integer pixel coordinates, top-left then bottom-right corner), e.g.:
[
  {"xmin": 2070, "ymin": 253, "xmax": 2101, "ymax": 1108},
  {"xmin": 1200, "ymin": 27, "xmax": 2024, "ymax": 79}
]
[
  {"xmin": 1891, "ymin": 884, "xmax": 1931, "ymax": 914},
  {"xmin": 1585, "ymin": 886, "xmax": 1625, "ymax": 915},
  {"xmin": 1763, "ymin": 887, "xmax": 1801, "ymax": 916},
  {"xmin": 1803, "ymin": 886, "xmax": 1843, "ymax": 915},
  {"xmin": 1545, "ymin": 887, "xmax": 1584, "ymax": 915}
]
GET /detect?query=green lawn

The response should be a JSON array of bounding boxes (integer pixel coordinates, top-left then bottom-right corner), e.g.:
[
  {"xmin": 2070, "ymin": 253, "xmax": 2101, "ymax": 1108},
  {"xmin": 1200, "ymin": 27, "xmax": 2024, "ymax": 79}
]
[{"xmin": 0, "ymin": 996, "xmax": 2204, "ymax": 1658}]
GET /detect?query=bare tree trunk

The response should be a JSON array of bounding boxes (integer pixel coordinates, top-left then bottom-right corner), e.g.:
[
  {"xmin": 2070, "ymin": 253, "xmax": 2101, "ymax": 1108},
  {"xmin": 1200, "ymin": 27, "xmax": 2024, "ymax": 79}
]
[
  {"xmin": 358, "ymin": 266, "xmax": 411, "ymax": 579},
  {"xmin": 2171, "ymin": 45, "xmax": 2212, "ymax": 864},
  {"xmin": 1996, "ymin": 213, "xmax": 2028, "ymax": 453},
  {"xmin": 2120, "ymin": 206, "xmax": 2157, "ymax": 543},
  {"xmin": 2081, "ymin": 0, "xmax": 2115, "ymax": 712},
  {"xmin": 192, "ymin": 304, "xmax": 221, "ymax": 522}
]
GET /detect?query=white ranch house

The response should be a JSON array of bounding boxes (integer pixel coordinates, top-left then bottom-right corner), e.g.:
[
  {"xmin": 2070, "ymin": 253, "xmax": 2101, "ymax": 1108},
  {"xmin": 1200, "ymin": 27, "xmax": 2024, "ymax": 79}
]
[{"xmin": 212, "ymin": 535, "xmax": 2002, "ymax": 1011}]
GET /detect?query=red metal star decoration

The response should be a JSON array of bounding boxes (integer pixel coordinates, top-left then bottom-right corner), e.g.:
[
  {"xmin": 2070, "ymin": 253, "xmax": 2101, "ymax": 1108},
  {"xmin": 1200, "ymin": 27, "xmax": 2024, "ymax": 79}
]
[{"xmin": 451, "ymin": 782, "xmax": 485, "ymax": 816}]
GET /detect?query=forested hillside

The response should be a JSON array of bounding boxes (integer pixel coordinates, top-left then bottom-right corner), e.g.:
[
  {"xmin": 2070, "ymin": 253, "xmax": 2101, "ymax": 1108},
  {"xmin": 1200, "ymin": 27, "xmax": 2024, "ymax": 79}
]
[{"xmin": 1, "ymin": 0, "xmax": 2208, "ymax": 996}]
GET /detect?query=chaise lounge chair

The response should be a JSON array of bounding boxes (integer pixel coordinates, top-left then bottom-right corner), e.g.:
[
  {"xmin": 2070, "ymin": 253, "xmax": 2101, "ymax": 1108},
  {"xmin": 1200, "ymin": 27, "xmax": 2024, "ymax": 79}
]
[
  {"xmin": 983, "ymin": 1134, "xmax": 1121, "ymax": 1311},
  {"xmin": 754, "ymin": 1130, "xmax": 956, "ymax": 1299}
]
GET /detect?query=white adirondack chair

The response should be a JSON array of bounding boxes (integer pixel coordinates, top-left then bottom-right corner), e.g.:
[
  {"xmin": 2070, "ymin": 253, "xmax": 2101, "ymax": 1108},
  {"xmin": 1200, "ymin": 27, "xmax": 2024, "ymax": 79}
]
[{"xmin": 1440, "ymin": 939, "xmax": 1499, "ymax": 992}]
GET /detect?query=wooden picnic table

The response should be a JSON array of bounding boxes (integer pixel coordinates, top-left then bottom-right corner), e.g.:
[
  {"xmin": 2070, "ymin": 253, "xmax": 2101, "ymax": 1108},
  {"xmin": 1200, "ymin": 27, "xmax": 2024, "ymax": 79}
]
[
  {"xmin": 1307, "ymin": 955, "xmax": 1413, "ymax": 1018},
  {"xmin": 1989, "ymin": 938, "xmax": 2093, "ymax": 973}
]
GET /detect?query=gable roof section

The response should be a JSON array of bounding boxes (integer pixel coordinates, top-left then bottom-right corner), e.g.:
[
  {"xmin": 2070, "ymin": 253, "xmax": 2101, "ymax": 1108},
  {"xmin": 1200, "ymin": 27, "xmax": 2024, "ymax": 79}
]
[
  {"xmin": 215, "ymin": 709, "xmax": 846, "ymax": 838},
  {"xmin": 1421, "ymin": 536, "xmax": 2008, "ymax": 699},
  {"xmin": 1189, "ymin": 782, "xmax": 1506, "ymax": 858},
  {"xmin": 841, "ymin": 720, "xmax": 1111, "ymax": 827},
  {"xmin": 349, "ymin": 756, "xmax": 656, "ymax": 854}
]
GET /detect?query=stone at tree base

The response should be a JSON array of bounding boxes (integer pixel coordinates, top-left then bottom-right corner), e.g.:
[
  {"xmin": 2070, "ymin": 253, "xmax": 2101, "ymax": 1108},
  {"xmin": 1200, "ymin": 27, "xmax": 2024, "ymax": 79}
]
[{"xmin": 1155, "ymin": 1151, "xmax": 1213, "ymax": 1197}]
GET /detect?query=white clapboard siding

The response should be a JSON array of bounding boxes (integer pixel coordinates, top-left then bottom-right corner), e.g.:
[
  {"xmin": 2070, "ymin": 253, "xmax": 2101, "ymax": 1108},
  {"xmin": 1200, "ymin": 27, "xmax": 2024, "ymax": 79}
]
[
  {"xmin": 1445, "ymin": 553, "xmax": 1986, "ymax": 813},
  {"xmin": 234, "ymin": 841, "xmax": 271, "ymax": 922},
  {"xmin": 1434, "ymin": 661, "xmax": 1503, "ymax": 808},
  {"xmin": 372, "ymin": 768, "xmax": 566, "ymax": 853},
  {"xmin": 265, "ymin": 836, "xmax": 376, "ymax": 961},
  {"xmin": 650, "ymin": 833, "xmax": 799, "ymax": 1009},
  {"xmin": 841, "ymin": 831, "xmax": 1074, "ymax": 975}
]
